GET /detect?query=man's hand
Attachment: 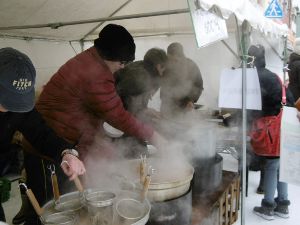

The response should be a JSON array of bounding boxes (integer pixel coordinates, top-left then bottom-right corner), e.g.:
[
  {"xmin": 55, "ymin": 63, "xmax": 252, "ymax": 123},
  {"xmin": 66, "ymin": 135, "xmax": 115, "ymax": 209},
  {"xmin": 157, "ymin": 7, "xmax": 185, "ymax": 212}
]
[
  {"xmin": 60, "ymin": 154, "xmax": 86, "ymax": 180},
  {"xmin": 149, "ymin": 131, "xmax": 168, "ymax": 154}
]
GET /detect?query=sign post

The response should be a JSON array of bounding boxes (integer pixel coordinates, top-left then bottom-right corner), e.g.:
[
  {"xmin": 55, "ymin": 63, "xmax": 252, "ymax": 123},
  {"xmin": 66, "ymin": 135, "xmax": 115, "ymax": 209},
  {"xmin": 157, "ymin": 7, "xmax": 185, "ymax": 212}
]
[{"xmin": 264, "ymin": 0, "xmax": 283, "ymax": 18}]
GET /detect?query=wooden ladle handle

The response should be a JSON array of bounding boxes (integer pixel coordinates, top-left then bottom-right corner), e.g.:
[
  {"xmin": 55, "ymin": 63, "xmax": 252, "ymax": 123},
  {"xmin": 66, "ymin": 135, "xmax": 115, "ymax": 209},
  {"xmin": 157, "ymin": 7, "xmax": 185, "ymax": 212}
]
[
  {"xmin": 141, "ymin": 175, "xmax": 151, "ymax": 202},
  {"xmin": 26, "ymin": 189, "xmax": 44, "ymax": 216},
  {"xmin": 74, "ymin": 176, "xmax": 84, "ymax": 192},
  {"xmin": 51, "ymin": 173, "xmax": 60, "ymax": 201}
]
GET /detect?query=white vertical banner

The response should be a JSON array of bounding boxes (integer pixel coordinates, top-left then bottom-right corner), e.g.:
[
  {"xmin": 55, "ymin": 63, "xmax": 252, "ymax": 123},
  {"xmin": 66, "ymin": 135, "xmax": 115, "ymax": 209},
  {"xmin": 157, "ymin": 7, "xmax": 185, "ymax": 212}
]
[
  {"xmin": 188, "ymin": 0, "xmax": 228, "ymax": 48},
  {"xmin": 280, "ymin": 106, "xmax": 300, "ymax": 186},
  {"xmin": 218, "ymin": 68, "xmax": 262, "ymax": 110}
]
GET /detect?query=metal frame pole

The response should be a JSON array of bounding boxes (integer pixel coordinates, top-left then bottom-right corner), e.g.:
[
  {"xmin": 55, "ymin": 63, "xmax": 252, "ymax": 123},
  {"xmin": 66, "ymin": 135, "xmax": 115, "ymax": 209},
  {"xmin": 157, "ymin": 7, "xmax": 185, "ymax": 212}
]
[{"xmin": 239, "ymin": 20, "xmax": 249, "ymax": 225}]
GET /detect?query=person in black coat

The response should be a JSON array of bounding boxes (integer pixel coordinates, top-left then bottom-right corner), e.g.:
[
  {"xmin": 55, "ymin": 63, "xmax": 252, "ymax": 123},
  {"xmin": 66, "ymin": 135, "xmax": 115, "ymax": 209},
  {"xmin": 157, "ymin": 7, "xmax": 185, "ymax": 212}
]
[
  {"xmin": 0, "ymin": 48, "xmax": 86, "ymax": 224},
  {"xmin": 248, "ymin": 44, "xmax": 293, "ymax": 221},
  {"xmin": 288, "ymin": 37, "xmax": 300, "ymax": 101}
]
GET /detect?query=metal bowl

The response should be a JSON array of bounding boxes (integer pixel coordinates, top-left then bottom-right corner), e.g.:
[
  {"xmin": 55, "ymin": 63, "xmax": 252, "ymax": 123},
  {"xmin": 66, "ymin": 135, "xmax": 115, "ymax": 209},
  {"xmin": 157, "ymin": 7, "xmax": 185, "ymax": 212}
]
[
  {"xmin": 54, "ymin": 191, "xmax": 83, "ymax": 213},
  {"xmin": 113, "ymin": 190, "xmax": 151, "ymax": 225},
  {"xmin": 41, "ymin": 212, "xmax": 77, "ymax": 225}
]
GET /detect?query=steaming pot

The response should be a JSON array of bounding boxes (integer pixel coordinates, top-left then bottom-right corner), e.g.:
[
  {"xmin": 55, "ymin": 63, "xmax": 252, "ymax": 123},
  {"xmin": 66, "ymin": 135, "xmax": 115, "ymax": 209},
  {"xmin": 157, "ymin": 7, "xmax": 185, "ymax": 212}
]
[{"xmin": 120, "ymin": 158, "xmax": 194, "ymax": 202}]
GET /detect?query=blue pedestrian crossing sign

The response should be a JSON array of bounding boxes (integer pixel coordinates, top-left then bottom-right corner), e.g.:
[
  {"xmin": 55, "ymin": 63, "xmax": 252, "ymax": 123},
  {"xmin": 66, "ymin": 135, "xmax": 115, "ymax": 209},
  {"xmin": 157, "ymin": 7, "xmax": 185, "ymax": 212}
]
[{"xmin": 264, "ymin": 0, "xmax": 283, "ymax": 18}]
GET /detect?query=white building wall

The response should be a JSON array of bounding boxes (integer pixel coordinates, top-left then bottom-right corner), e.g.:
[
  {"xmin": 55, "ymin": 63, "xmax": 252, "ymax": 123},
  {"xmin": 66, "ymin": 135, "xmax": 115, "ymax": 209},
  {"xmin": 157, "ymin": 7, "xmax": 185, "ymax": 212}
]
[{"xmin": 0, "ymin": 38, "xmax": 81, "ymax": 90}]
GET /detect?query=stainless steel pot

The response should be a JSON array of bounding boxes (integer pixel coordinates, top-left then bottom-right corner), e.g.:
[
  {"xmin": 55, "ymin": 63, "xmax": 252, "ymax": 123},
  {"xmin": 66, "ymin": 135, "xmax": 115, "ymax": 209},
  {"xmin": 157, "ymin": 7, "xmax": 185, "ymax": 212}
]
[{"xmin": 41, "ymin": 212, "xmax": 77, "ymax": 225}]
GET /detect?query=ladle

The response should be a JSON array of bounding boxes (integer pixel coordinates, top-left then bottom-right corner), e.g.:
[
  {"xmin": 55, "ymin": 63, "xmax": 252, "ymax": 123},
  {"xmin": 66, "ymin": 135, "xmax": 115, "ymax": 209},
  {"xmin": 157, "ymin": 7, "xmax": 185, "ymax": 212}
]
[
  {"xmin": 140, "ymin": 166, "xmax": 153, "ymax": 202},
  {"xmin": 47, "ymin": 164, "xmax": 60, "ymax": 203},
  {"xmin": 73, "ymin": 176, "xmax": 84, "ymax": 193},
  {"xmin": 19, "ymin": 183, "xmax": 76, "ymax": 225},
  {"xmin": 19, "ymin": 183, "xmax": 44, "ymax": 217},
  {"xmin": 54, "ymin": 176, "xmax": 84, "ymax": 212},
  {"xmin": 115, "ymin": 166, "xmax": 153, "ymax": 224},
  {"xmin": 140, "ymin": 154, "xmax": 147, "ymax": 185}
]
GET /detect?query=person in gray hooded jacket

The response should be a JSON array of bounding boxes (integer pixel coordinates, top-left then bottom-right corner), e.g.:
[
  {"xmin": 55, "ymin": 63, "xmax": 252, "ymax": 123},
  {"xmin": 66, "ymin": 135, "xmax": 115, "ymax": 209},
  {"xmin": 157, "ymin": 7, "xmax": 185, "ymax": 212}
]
[{"xmin": 160, "ymin": 42, "xmax": 203, "ymax": 118}]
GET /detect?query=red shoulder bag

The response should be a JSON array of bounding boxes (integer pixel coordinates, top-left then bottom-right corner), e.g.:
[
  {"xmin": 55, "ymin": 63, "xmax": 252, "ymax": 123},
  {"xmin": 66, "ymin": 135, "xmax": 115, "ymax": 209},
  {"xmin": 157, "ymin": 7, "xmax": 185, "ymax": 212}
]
[{"xmin": 249, "ymin": 77, "xmax": 286, "ymax": 157}]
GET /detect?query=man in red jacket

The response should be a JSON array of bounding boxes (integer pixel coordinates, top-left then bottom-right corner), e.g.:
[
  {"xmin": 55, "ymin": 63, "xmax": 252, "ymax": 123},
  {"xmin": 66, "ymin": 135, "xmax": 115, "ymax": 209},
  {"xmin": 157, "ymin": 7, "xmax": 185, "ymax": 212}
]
[{"xmin": 36, "ymin": 24, "xmax": 167, "ymax": 161}]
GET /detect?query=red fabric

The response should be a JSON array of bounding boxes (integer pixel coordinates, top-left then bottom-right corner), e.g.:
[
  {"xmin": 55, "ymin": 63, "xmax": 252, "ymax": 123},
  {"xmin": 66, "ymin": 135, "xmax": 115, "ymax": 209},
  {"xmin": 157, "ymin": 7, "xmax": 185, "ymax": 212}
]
[
  {"xmin": 249, "ymin": 76, "xmax": 285, "ymax": 157},
  {"xmin": 250, "ymin": 110, "xmax": 282, "ymax": 157},
  {"xmin": 36, "ymin": 47, "xmax": 154, "ymax": 159}
]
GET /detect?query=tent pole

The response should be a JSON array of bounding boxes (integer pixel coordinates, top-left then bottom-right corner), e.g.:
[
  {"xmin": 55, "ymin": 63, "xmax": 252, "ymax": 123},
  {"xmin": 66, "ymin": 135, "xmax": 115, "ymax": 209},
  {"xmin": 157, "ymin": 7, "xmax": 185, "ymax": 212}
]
[
  {"xmin": 282, "ymin": 36, "xmax": 288, "ymax": 82},
  {"xmin": 79, "ymin": 40, "xmax": 84, "ymax": 52},
  {"xmin": 221, "ymin": 40, "xmax": 240, "ymax": 60},
  {"xmin": 0, "ymin": 9, "xmax": 189, "ymax": 31},
  {"xmin": 240, "ymin": 21, "xmax": 249, "ymax": 225},
  {"xmin": 80, "ymin": 0, "xmax": 134, "ymax": 41}
]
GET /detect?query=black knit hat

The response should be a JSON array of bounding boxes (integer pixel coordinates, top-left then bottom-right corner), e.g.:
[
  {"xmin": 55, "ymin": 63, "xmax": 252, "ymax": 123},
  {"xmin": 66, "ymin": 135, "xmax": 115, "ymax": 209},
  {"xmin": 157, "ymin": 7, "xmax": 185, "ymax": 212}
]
[
  {"xmin": 94, "ymin": 24, "xmax": 135, "ymax": 62},
  {"xmin": 0, "ymin": 47, "xmax": 36, "ymax": 112},
  {"xmin": 248, "ymin": 44, "xmax": 266, "ymax": 68}
]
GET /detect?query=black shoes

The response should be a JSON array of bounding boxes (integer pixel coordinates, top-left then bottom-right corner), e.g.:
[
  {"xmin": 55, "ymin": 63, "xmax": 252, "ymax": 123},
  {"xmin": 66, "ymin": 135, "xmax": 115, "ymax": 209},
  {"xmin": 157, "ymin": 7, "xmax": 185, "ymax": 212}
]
[
  {"xmin": 253, "ymin": 199, "xmax": 276, "ymax": 220},
  {"xmin": 274, "ymin": 198, "xmax": 290, "ymax": 218}
]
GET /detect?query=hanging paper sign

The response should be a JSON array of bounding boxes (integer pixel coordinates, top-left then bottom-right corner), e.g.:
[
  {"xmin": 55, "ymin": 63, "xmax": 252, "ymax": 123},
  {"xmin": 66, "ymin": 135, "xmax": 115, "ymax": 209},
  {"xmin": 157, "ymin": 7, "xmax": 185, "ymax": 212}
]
[
  {"xmin": 280, "ymin": 106, "xmax": 300, "ymax": 186},
  {"xmin": 188, "ymin": 0, "xmax": 228, "ymax": 47},
  {"xmin": 218, "ymin": 68, "xmax": 262, "ymax": 110}
]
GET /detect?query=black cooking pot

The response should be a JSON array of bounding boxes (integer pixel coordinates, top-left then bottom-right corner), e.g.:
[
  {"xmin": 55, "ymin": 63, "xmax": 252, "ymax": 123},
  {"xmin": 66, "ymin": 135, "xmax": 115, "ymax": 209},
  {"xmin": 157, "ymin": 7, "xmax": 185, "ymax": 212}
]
[
  {"xmin": 146, "ymin": 187, "xmax": 192, "ymax": 225},
  {"xmin": 191, "ymin": 153, "xmax": 223, "ymax": 195}
]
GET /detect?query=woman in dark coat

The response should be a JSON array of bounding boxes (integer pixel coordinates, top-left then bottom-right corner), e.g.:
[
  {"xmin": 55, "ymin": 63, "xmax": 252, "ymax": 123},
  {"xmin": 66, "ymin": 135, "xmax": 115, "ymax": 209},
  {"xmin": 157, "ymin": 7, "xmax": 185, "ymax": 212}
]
[{"xmin": 248, "ymin": 45, "xmax": 294, "ymax": 221}]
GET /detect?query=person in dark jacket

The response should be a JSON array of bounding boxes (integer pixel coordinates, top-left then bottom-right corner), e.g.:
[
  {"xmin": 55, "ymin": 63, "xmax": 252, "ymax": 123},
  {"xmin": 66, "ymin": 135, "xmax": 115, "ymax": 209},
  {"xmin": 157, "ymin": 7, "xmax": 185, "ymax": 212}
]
[
  {"xmin": 248, "ymin": 44, "xmax": 294, "ymax": 221},
  {"xmin": 288, "ymin": 37, "xmax": 300, "ymax": 101},
  {"xmin": 0, "ymin": 48, "xmax": 86, "ymax": 224},
  {"xmin": 115, "ymin": 48, "xmax": 167, "ymax": 121},
  {"xmin": 160, "ymin": 42, "xmax": 203, "ymax": 118},
  {"xmin": 114, "ymin": 48, "xmax": 167, "ymax": 157}
]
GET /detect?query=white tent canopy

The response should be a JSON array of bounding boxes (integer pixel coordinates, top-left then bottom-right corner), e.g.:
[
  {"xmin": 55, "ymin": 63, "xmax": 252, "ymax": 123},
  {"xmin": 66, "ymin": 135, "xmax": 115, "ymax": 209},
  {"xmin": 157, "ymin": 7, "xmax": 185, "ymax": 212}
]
[
  {"xmin": 199, "ymin": 0, "xmax": 288, "ymax": 36},
  {"xmin": 0, "ymin": 0, "xmax": 288, "ymax": 41}
]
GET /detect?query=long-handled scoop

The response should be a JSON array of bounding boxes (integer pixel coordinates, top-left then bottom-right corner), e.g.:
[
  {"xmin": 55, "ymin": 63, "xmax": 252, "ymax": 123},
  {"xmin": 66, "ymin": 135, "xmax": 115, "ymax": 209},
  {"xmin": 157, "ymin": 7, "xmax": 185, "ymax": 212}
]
[
  {"xmin": 19, "ymin": 183, "xmax": 44, "ymax": 216},
  {"xmin": 48, "ymin": 164, "xmax": 60, "ymax": 203},
  {"xmin": 115, "ymin": 167, "xmax": 152, "ymax": 225},
  {"xmin": 73, "ymin": 176, "xmax": 84, "ymax": 193},
  {"xmin": 20, "ymin": 183, "xmax": 77, "ymax": 224},
  {"xmin": 140, "ymin": 166, "xmax": 154, "ymax": 202},
  {"xmin": 140, "ymin": 154, "xmax": 147, "ymax": 185},
  {"xmin": 140, "ymin": 174, "xmax": 151, "ymax": 202}
]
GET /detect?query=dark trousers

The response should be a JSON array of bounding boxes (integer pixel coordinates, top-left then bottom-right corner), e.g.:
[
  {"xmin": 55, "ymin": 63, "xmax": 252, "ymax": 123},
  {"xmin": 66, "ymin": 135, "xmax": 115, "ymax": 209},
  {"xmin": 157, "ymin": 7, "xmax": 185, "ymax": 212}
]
[{"xmin": 0, "ymin": 203, "xmax": 5, "ymax": 222}]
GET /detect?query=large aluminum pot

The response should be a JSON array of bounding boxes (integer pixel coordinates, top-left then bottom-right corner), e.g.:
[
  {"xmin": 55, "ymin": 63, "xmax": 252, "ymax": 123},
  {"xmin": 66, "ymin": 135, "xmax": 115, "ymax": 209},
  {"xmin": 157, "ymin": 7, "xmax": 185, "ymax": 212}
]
[
  {"xmin": 117, "ymin": 158, "xmax": 194, "ymax": 202},
  {"xmin": 41, "ymin": 197, "xmax": 78, "ymax": 225}
]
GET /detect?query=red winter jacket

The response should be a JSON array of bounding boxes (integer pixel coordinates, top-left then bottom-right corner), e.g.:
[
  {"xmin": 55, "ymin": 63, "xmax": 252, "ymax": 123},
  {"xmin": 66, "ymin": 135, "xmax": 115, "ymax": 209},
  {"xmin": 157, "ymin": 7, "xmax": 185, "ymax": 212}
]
[{"xmin": 36, "ymin": 47, "xmax": 153, "ymax": 159}]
